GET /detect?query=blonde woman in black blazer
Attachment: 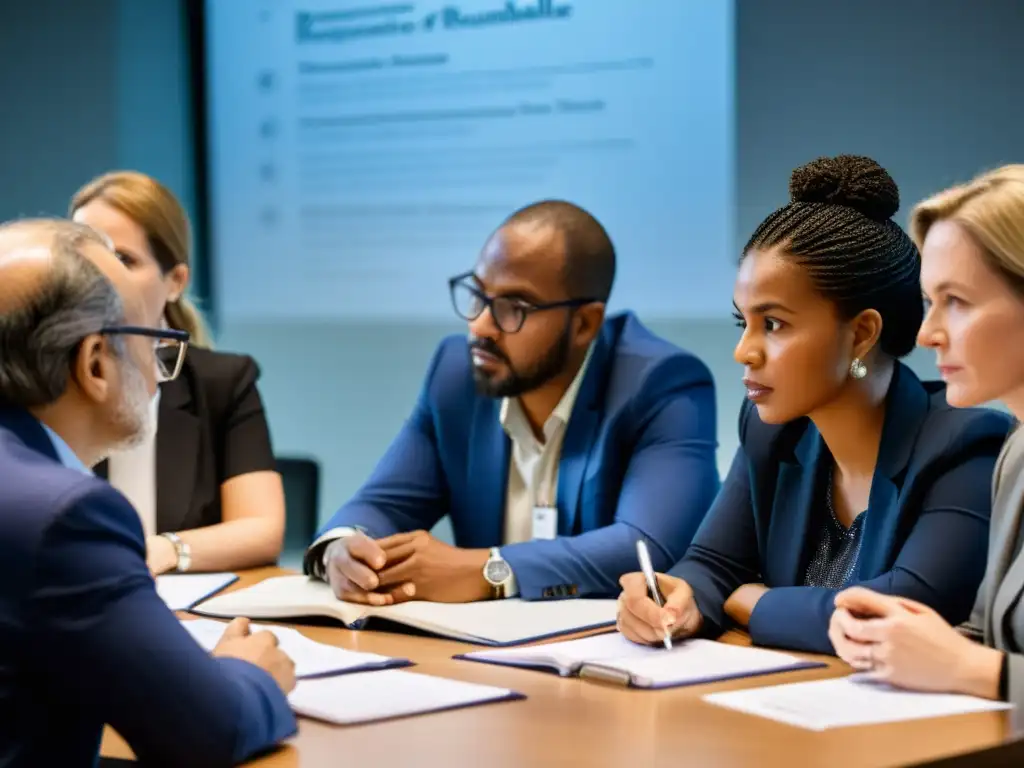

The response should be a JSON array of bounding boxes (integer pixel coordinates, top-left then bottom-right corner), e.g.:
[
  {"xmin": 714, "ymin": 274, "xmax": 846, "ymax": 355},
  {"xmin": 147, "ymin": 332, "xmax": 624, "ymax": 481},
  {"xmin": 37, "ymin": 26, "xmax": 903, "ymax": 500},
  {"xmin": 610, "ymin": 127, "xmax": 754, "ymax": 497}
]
[
  {"xmin": 72, "ymin": 171, "xmax": 285, "ymax": 574},
  {"xmin": 831, "ymin": 165, "xmax": 1024, "ymax": 706}
]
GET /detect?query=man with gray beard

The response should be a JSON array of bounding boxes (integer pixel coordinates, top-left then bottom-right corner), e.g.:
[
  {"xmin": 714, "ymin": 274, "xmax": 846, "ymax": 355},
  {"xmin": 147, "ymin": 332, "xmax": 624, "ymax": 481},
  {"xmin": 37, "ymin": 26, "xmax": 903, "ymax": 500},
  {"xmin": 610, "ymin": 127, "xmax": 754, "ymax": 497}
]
[{"xmin": 0, "ymin": 219, "xmax": 296, "ymax": 767}]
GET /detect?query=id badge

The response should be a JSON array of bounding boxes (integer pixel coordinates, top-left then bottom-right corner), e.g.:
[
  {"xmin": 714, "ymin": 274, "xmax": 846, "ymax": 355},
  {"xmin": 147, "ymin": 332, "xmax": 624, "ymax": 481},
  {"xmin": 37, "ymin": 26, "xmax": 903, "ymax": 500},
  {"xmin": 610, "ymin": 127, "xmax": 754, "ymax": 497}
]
[{"xmin": 531, "ymin": 506, "xmax": 558, "ymax": 540}]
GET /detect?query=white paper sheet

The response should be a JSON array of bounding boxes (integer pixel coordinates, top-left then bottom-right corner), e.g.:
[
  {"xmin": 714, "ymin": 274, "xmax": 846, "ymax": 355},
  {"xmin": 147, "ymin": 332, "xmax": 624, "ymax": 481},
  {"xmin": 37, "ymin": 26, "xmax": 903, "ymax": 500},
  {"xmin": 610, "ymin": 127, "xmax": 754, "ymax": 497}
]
[
  {"xmin": 704, "ymin": 674, "xmax": 1013, "ymax": 730},
  {"xmin": 181, "ymin": 618, "xmax": 402, "ymax": 678},
  {"xmin": 156, "ymin": 573, "xmax": 236, "ymax": 611},
  {"xmin": 287, "ymin": 669, "xmax": 519, "ymax": 725}
]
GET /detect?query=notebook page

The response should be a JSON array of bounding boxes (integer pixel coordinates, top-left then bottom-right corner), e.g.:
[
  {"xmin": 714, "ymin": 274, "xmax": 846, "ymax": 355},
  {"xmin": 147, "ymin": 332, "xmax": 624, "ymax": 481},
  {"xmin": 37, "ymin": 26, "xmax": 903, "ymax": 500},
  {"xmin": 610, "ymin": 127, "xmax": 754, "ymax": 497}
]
[
  {"xmin": 288, "ymin": 669, "xmax": 519, "ymax": 725},
  {"xmin": 385, "ymin": 598, "xmax": 617, "ymax": 644},
  {"xmin": 704, "ymin": 675, "xmax": 1013, "ymax": 730},
  {"xmin": 181, "ymin": 618, "xmax": 401, "ymax": 678},
  {"xmin": 463, "ymin": 629, "xmax": 638, "ymax": 671},
  {"xmin": 194, "ymin": 575, "xmax": 363, "ymax": 624},
  {"xmin": 156, "ymin": 573, "xmax": 236, "ymax": 611},
  {"xmin": 590, "ymin": 637, "xmax": 811, "ymax": 686}
]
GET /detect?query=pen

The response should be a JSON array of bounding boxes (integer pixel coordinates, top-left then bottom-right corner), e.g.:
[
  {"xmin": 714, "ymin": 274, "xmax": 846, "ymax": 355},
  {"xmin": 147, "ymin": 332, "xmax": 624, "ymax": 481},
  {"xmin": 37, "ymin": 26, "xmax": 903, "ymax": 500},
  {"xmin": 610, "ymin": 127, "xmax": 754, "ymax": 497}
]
[{"xmin": 635, "ymin": 539, "xmax": 673, "ymax": 650}]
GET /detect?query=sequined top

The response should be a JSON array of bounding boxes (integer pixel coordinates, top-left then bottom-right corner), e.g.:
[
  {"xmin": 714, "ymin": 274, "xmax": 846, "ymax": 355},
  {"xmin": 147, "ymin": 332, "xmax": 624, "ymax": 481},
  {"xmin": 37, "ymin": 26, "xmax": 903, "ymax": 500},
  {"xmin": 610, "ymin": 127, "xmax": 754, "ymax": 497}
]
[{"xmin": 802, "ymin": 474, "xmax": 866, "ymax": 589}]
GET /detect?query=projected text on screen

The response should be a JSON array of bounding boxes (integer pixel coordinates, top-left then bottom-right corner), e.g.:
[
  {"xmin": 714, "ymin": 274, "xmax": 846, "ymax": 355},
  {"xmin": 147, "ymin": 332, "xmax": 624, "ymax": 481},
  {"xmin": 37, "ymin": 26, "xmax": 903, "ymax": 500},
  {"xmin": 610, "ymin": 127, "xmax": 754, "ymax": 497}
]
[{"xmin": 206, "ymin": 0, "xmax": 735, "ymax": 321}]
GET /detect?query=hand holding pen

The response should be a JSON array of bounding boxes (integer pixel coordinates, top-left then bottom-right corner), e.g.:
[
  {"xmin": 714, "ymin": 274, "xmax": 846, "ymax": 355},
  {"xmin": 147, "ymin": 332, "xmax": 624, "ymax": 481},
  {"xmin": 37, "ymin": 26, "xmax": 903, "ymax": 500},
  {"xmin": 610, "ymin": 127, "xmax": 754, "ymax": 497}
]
[{"xmin": 615, "ymin": 542, "xmax": 704, "ymax": 647}]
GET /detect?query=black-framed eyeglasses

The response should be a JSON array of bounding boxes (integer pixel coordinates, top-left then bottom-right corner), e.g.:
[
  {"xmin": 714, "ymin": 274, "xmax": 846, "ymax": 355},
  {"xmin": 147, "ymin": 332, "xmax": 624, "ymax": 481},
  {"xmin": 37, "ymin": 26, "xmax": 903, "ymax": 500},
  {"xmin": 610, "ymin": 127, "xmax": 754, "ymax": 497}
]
[
  {"xmin": 448, "ymin": 272, "xmax": 598, "ymax": 334},
  {"xmin": 99, "ymin": 326, "xmax": 190, "ymax": 383}
]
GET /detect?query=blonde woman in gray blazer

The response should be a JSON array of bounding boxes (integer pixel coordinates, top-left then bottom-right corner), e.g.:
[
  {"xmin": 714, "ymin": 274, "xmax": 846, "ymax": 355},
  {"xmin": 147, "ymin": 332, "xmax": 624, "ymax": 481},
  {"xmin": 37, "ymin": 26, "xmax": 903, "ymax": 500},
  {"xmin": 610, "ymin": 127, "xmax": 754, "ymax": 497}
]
[{"xmin": 829, "ymin": 164, "xmax": 1024, "ymax": 705}]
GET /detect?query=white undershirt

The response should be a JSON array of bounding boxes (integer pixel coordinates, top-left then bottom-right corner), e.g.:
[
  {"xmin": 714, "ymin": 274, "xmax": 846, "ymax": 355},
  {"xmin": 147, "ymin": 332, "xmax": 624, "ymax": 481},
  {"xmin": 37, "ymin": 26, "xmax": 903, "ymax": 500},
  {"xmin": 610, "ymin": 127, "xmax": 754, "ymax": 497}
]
[
  {"xmin": 497, "ymin": 349, "xmax": 589, "ymax": 545},
  {"xmin": 107, "ymin": 389, "xmax": 161, "ymax": 538}
]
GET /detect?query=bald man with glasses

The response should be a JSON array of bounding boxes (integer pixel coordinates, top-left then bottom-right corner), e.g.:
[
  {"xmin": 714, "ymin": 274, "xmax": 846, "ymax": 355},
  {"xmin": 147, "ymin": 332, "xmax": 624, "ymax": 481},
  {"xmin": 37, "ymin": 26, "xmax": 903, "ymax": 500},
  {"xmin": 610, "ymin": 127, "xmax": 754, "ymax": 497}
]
[
  {"xmin": 0, "ymin": 219, "xmax": 296, "ymax": 768},
  {"xmin": 306, "ymin": 200, "xmax": 720, "ymax": 606}
]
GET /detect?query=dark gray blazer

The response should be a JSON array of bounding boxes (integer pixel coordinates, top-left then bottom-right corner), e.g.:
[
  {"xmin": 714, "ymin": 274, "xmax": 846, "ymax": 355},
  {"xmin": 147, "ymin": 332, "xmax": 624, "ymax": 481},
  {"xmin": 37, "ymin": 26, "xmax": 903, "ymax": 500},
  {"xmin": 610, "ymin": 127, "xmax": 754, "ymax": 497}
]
[{"xmin": 968, "ymin": 424, "xmax": 1024, "ymax": 704}]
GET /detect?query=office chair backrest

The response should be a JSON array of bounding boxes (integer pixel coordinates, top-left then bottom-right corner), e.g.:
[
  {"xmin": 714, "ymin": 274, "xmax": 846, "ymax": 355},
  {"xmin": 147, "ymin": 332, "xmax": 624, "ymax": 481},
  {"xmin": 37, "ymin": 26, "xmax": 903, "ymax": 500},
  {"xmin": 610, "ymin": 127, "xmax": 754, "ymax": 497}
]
[{"xmin": 276, "ymin": 456, "xmax": 320, "ymax": 558}]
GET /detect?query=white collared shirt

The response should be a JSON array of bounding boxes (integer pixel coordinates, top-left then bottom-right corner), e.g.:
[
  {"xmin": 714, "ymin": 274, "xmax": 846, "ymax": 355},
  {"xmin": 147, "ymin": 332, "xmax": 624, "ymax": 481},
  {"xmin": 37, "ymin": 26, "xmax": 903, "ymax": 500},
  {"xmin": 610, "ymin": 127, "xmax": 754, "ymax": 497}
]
[
  {"xmin": 498, "ymin": 347, "xmax": 591, "ymax": 546},
  {"xmin": 106, "ymin": 389, "xmax": 160, "ymax": 537}
]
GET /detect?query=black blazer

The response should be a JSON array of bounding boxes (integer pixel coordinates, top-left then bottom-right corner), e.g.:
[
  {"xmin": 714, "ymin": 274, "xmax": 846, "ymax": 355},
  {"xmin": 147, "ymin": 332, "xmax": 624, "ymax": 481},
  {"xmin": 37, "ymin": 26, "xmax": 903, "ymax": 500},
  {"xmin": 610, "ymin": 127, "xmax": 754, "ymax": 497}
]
[
  {"xmin": 96, "ymin": 348, "xmax": 277, "ymax": 534},
  {"xmin": 670, "ymin": 363, "xmax": 1012, "ymax": 654}
]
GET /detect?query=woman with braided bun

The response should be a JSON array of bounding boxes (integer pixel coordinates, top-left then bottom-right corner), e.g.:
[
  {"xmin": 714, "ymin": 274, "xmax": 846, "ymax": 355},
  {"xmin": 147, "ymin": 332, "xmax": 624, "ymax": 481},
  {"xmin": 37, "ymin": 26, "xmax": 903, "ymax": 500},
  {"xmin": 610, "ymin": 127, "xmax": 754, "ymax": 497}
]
[{"xmin": 616, "ymin": 155, "xmax": 1012, "ymax": 654}]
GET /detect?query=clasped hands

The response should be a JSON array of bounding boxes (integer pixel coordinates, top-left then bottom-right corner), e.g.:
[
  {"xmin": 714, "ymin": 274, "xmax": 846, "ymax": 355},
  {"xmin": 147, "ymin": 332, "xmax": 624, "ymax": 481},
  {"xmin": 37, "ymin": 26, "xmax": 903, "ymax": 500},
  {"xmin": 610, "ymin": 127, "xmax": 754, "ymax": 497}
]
[
  {"xmin": 828, "ymin": 587, "xmax": 1003, "ymax": 698},
  {"xmin": 324, "ymin": 530, "xmax": 492, "ymax": 605}
]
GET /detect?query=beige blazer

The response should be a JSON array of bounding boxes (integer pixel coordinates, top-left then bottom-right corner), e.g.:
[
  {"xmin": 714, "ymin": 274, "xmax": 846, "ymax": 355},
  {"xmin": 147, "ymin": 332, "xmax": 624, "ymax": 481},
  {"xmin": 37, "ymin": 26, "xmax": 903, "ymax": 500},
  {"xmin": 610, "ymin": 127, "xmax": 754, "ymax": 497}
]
[{"xmin": 970, "ymin": 424, "xmax": 1024, "ymax": 704}]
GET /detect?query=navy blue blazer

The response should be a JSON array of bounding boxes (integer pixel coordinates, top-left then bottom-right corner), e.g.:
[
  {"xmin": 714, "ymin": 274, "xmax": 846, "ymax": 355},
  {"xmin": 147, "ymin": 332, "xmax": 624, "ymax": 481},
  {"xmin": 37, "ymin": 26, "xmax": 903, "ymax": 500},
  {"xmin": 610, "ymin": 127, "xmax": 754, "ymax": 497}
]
[
  {"xmin": 311, "ymin": 312, "xmax": 720, "ymax": 599},
  {"xmin": 670, "ymin": 363, "xmax": 1012, "ymax": 654},
  {"xmin": 0, "ymin": 406, "xmax": 295, "ymax": 767}
]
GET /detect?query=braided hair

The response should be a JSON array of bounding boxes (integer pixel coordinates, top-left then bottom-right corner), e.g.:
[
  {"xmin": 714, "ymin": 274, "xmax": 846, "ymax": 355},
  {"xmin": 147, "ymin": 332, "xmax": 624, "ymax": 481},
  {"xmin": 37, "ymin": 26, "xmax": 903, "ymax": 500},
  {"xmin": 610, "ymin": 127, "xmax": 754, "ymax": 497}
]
[{"xmin": 744, "ymin": 155, "xmax": 922, "ymax": 357}]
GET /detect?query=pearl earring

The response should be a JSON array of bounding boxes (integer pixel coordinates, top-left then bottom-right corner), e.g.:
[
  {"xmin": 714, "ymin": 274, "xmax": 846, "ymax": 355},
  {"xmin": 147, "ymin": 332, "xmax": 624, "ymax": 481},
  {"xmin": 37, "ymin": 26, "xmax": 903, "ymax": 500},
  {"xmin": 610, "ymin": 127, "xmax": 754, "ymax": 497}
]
[{"xmin": 850, "ymin": 358, "xmax": 868, "ymax": 380}]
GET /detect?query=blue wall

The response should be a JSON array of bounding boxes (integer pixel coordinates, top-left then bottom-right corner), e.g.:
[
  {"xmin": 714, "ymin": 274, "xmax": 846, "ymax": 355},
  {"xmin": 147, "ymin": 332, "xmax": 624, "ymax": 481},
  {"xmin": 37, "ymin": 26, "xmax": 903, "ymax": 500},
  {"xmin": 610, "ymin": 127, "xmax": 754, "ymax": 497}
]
[
  {"xmin": 0, "ymin": 0, "xmax": 195, "ymax": 226},
  {"xmin": 3, "ymin": 0, "xmax": 1022, "ymax": 534}
]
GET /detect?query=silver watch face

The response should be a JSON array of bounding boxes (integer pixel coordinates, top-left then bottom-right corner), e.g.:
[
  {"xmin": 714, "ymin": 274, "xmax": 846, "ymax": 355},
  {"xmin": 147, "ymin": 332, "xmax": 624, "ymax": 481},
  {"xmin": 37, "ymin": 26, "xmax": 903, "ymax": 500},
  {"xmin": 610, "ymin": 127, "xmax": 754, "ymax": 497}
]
[{"xmin": 484, "ymin": 558, "xmax": 511, "ymax": 585}]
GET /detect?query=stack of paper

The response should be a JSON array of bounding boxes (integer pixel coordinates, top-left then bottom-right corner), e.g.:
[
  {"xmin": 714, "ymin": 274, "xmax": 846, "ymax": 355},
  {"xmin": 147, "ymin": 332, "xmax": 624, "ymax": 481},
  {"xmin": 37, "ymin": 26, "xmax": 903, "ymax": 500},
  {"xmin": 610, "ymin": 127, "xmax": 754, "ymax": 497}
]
[
  {"xmin": 704, "ymin": 674, "xmax": 1013, "ymax": 730},
  {"xmin": 183, "ymin": 618, "xmax": 527, "ymax": 723},
  {"xmin": 287, "ymin": 669, "xmax": 524, "ymax": 725},
  {"xmin": 182, "ymin": 618, "xmax": 410, "ymax": 678},
  {"xmin": 157, "ymin": 573, "xmax": 237, "ymax": 611}
]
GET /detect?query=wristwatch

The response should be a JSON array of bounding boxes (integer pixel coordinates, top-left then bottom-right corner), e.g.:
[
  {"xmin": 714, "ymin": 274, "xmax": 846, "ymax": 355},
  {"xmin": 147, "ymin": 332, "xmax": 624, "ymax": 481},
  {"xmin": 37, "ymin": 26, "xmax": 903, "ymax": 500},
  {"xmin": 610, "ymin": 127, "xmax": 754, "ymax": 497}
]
[
  {"xmin": 483, "ymin": 547, "xmax": 512, "ymax": 598},
  {"xmin": 161, "ymin": 532, "xmax": 192, "ymax": 573}
]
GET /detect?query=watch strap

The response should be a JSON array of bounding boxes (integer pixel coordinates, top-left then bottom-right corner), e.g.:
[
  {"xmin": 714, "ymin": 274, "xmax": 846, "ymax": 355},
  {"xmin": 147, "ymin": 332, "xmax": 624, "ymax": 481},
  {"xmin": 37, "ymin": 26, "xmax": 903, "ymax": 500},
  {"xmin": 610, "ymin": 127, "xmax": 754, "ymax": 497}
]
[
  {"xmin": 486, "ymin": 547, "xmax": 509, "ymax": 599},
  {"xmin": 161, "ymin": 532, "xmax": 192, "ymax": 572}
]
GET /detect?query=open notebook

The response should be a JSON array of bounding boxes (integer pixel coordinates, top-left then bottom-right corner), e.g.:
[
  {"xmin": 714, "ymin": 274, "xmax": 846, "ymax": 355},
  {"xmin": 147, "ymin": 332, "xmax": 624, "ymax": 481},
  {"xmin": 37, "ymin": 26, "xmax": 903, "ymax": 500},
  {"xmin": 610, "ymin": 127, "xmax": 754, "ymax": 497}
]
[
  {"xmin": 458, "ymin": 632, "xmax": 825, "ymax": 689},
  {"xmin": 181, "ymin": 618, "xmax": 411, "ymax": 678},
  {"xmin": 288, "ymin": 669, "xmax": 525, "ymax": 725},
  {"xmin": 192, "ymin": 575, "xmax": 617, "ymax": 646}
]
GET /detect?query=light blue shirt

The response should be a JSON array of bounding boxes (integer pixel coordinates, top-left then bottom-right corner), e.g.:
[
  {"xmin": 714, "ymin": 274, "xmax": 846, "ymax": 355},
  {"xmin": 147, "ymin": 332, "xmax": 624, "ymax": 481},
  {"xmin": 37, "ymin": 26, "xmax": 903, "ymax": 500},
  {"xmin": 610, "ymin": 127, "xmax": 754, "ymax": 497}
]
[{"xmin": 39, "ymin": 421, "xmax": 91, "ymax": 475}]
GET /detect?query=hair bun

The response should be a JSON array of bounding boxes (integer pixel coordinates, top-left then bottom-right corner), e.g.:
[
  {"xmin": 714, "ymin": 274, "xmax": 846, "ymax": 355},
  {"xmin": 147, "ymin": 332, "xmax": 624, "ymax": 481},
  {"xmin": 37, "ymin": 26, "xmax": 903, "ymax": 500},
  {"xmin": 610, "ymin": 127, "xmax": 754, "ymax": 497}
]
[{"xmin": 789, "ymin": 155, "xmax": 900, "ymax": 221}]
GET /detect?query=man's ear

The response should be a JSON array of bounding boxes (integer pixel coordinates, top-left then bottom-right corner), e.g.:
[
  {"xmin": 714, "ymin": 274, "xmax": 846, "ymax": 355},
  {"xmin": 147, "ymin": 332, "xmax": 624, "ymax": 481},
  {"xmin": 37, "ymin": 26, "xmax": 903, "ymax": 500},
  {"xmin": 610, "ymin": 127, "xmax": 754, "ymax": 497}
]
[
  {"xmin": 573, "ymin": 302, "xmax": 606, "ymax": 347},
  {"xmin": 72, "ymin": 334, "xmax": 115, "ymax": 404}
]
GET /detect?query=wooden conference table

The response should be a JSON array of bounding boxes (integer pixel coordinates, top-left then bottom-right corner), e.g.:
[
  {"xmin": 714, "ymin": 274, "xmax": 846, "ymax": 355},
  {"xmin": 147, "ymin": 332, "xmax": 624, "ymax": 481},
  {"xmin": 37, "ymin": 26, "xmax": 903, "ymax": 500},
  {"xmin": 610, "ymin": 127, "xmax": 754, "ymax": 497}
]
[{"xmin": 101, "ymin": 567, "xmax": 1024, "ymax": 767}]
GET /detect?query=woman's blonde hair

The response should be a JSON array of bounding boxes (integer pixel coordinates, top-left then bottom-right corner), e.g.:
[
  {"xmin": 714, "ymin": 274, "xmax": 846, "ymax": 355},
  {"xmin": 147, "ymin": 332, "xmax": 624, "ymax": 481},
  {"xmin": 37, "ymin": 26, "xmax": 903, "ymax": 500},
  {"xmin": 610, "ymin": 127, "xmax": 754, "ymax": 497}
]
[
  {"xmin": 911, "ymin": 165, "xmax": 1024, "ymax": 296},
  {"xmin": 70, "ymin": 170, "xmax": 213, "ymax": 347}
]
